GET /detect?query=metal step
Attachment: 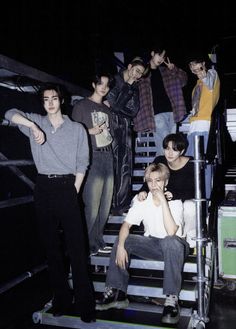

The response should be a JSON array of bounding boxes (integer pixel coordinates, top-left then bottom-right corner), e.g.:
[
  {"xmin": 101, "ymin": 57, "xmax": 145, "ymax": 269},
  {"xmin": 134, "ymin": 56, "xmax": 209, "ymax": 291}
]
[
  {"xmin": 225, "ymin": 184, "xmax": 236, "ymax": 195},
  {"xmin": 108, "ymin": 215, "xmax": 125, "ymax": 224},
  {"xmin": 93, "ymin": 281, "xmax": 196, "ymax": 302},
  {"xmin": 90, "ymin": 255, "xmax": 197, "ymax": 273},
  {"xmin": 135, "ymin": 146, "xmax": 156, "ymax": 153},
  {"xmin": 134, "ymin": 156, "xmax": 154, "ymax": 164},
  {"xmin": 32, "ymin": 301, "xmax": 192, "ymax": 329},
  {"xmin": 132, "ymin": 183, "xmax": 142, "ymax": 191},
  {"xmin": 135, "ymin": 136, "xmax": 155, "ymax": 143},
  {"xmin": 133, "ymin": 169, "xmax": 145, "ymax": 176}
]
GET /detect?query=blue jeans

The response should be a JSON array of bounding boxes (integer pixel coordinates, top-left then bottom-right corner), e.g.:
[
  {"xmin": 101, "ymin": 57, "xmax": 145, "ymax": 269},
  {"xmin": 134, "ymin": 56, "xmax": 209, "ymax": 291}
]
[
  {"xmin": 154, "ymin": 112, "xmax": 176, "ymax": 156},
  {"xmin": 105, "ymin": 235, "xmax": 189, "ymax": 296},
  {"xmin": 83, "ymin": 150, "xmax": 114, "ymax": 253}
]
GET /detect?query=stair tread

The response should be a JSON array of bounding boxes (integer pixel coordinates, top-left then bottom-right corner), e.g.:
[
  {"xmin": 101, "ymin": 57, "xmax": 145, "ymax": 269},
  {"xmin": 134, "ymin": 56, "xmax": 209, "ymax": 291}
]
[
  {"xmin": 93, "ymin": 279, "xmax": 196, "ymax": 302},
  {"xmin": 90, "ymin": 254, "xmax": 197, "ymax": 272},
  {"xmin": 38, "ymin": 301, "xmax": 193, "ymax": 328}
]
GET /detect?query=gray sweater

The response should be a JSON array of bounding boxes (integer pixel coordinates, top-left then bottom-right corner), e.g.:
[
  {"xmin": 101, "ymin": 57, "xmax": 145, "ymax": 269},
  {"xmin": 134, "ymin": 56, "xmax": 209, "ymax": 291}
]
[{"xmin": 5, "ymin": 109, "xmax": 89, "ymax": 175}]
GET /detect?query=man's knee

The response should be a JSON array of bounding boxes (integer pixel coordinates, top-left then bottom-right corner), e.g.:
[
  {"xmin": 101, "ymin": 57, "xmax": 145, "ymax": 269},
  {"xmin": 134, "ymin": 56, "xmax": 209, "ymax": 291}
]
[{"xmin": 162, "ymin": 236, "xmax": 184, "ymax": 253}]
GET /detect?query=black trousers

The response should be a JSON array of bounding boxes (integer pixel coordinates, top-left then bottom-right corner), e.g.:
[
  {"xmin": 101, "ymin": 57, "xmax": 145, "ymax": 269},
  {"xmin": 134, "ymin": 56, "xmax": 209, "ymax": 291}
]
[
  {"xmin": 111, "ymin": 114, "xmax": 133, "ymax": 214},
  {"xmin": 34, "ymin": 174, "xmax": 95, "ymax": 316}
]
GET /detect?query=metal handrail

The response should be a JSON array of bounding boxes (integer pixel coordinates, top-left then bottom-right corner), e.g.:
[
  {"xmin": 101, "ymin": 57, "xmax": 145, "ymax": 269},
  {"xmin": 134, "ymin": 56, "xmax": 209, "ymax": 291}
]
[{"xmin": 0, "ymin": 264, "xmax": 47, "ymax": 295}]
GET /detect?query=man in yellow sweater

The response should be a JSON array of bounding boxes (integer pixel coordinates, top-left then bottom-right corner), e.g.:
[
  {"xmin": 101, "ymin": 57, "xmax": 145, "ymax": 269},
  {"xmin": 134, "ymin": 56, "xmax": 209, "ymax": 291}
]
[{"xmin": 185, "ymin": 55, "xmax": 220, "ymax": 198}]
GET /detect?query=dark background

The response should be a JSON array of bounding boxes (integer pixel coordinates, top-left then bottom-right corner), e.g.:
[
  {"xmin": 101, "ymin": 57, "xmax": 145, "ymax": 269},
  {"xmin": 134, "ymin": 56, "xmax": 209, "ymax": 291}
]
[
  {"xmin": 1, "ymin": 0, "xmax": 236, "ymax": 91},
  {"xmin": 0, "ymin": 3, "xmax": 236, "ymax": 328},
  {"xmin": 1, "ymin": 0, "xmax": 236, "ymax": 283}
]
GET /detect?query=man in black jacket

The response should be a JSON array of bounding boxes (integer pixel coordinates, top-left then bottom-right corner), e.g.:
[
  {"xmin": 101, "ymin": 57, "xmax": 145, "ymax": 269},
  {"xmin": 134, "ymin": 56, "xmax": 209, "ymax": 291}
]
[{"xmin": 105, "ymin": 58, "xmax": 145, "ymax": 215}]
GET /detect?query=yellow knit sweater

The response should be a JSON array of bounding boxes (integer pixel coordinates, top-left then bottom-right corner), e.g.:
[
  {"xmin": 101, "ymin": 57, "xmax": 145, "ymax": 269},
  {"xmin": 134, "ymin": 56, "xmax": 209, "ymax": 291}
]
[{"xmin": 190, "ymin": 72, "xmax": 220, "ymax": 122}]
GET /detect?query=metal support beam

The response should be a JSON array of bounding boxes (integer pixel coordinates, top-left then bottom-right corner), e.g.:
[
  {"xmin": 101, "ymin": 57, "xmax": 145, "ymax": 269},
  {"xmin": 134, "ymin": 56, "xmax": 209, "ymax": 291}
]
[
  {"xmin": 0, "ymin": 152, "xmax": 35, "ymax": 190},
  {"xmin": 0, "ymin": 159, "xmax": 34, "ymax": 166},
  {"xmin": 0, "ymin": 195, "xmax": 33, "ymax": 208},
  {"xmin": 0, "ymin": 53, "xmax": 89, "ymax": 96}
]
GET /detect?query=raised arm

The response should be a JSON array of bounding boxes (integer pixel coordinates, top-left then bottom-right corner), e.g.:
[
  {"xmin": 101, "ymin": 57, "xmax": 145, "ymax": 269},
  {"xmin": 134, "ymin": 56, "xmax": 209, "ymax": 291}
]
[
  {"xmin": 5, "ymin": 109, "xmax": 45, "ymax": 144},
  {"xmin": 155, "ymin": 187, "xmax": 178, "ymax": 236}
]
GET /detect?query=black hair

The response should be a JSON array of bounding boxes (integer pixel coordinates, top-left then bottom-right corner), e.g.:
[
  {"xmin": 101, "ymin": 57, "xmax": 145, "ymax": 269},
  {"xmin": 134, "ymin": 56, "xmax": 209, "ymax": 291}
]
[
  {"xmin": 162, "ymin": 133, "xmax": 189, "ymax": 152},
  {"xmin": 186, "ymin": 48, "xmax": 211, "ymax": 68},
  {"xmin": 92, "ymin": 74, "xmax": 114, "ymax": 88},
  {"xmin": 38, "ymin": 83, "xmax": 65, "ymax": 103},
  {"xmin": 152, "ymin": 46, "xmax": 166, "ymax": 56},
  {"xmin": 129, "ymin": 57, "xmax": 148, "ymax": 79},
  {"xmin": 129, "ymin": 57, "xmax": 146, "ymax": 69},
  {"xmin": 38, "ymin": 83, "xmax": 71, "ymax": 114}
]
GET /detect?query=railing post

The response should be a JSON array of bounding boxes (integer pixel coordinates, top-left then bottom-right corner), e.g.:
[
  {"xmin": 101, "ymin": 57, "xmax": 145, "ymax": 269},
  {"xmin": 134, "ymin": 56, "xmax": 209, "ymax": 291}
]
[{"xmin": 193, "ymin": 135, "xmax": 209, "ymax": 326}]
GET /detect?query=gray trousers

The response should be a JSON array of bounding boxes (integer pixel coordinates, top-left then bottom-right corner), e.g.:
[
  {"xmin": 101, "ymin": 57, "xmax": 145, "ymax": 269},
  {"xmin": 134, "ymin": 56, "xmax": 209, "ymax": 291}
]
[{"xmin": 105, "ymin": 235, "xmax": 189, "ymax": 296}]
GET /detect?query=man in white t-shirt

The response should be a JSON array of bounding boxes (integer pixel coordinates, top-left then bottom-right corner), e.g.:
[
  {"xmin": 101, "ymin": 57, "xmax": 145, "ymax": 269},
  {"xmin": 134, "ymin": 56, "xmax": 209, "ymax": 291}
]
[{"xmin": 96, "ymin": 163, "xmax": 189, "ymax": 325}]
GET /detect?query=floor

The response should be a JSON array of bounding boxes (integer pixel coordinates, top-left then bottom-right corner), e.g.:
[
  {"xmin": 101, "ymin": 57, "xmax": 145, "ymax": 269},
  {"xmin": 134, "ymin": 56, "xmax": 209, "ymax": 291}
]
[{"xmin": 1, "ymin": 269, "xmax": 235, "ymax": 329}]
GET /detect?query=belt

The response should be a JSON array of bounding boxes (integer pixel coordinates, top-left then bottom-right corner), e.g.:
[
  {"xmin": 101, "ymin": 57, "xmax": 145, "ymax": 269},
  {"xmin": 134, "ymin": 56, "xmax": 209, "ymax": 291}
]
[
  {"xmin": 38, "ymin": 174, "xmax": 74, "ymax": 179},
  {"xmin": 95, "ymin": 146, "xmax": 112, "ymax": 152}
]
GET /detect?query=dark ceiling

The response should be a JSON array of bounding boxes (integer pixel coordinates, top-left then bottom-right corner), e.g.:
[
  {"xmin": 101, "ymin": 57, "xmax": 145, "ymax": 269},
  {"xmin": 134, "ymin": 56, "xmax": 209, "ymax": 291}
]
[{"xmin": 1, "ymin": 0, "xmax": 236, "ymax": 89}]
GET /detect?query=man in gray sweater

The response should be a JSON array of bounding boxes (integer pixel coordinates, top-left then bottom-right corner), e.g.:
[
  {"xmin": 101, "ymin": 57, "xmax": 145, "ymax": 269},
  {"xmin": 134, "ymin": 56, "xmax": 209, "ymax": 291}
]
[{"xmin": 5, "ymin": 83, "xmax": 95, "ymax": 323}]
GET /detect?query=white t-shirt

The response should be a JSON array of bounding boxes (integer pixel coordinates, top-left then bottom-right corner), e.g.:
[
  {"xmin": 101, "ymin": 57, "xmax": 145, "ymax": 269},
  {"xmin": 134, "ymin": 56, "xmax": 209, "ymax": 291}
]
[{"xmin": 125, "ymin": 193, "xmax": 183, "ymax": 238}]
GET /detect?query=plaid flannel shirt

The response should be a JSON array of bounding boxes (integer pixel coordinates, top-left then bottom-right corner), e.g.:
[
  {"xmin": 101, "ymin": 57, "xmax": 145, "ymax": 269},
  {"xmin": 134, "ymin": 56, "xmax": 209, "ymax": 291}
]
[{"xmin": 133, "ymin": 65, "xmax": 187, "ymax": 132}]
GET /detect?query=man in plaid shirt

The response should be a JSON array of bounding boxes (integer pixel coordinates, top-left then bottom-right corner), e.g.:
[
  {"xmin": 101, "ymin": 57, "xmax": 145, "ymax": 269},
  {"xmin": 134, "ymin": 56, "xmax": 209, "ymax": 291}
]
[{"xmin": 133, "ymin": 46, "xmax": 187, "ymax": 156}]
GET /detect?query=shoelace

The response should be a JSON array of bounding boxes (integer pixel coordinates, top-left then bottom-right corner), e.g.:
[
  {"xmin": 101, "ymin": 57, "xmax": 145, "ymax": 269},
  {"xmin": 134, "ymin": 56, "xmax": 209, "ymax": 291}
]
[
  {"xmin": 164, "ymin": 294, "xmax": 178, "ymax": 307},
  {"xmin": 103, "ymin": 287, "xmax": 114, "ymax": 299}
]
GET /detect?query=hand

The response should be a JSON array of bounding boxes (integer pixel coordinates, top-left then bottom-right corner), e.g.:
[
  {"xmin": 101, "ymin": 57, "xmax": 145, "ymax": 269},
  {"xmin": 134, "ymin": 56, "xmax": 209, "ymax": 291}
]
[
  {"xmin": 196, "ymin": 69, "xmax": 207, "ymax": 80},
  {"xmin": 163, "ymin": 57, "xmax": 175, "ymax": 71},
  {"xmin": 89, "ymin": 125, "xmax": 103, "ymax": 135},
  {"xmin": 126, "ymin": 77, "xmax": 135, "ymax": 85},
  {"xmin": 103, "ymin": 100, "xmax": 110, "ymax": 107},
  {"xmin": 137, "ymin": 191, "xmax": 148, "ymax": 201},
  {"xmin": 152, "ymin": 185, "xmax": 166, "ymax": 202},
  {"xmin": 115, "ymin": 245, "xmax": 128, "ymax": 269},
  {"xmin": 74, "ymin": 184, "xmax": 79, "ymax": 193},
  {"xmin": 165, "ymin": 190, "xmax": 173, "ymax": 201},
  {"xmin": 30, "ymin": 124, "xmax": 45, "ymax": 144}
]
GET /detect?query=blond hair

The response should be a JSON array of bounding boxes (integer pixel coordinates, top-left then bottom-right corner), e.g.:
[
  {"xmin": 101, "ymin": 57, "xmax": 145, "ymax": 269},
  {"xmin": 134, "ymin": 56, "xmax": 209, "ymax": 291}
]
[{"xmin": 144, "ymin": 163, "xmax": 170, "ymax": 182}]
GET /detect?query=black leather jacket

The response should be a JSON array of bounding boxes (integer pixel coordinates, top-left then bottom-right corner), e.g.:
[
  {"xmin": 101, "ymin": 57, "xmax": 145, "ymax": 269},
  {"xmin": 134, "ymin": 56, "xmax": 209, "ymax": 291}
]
[{"xmin": 106, "ymin": 70, "xmax": 140, "ymax": 119}]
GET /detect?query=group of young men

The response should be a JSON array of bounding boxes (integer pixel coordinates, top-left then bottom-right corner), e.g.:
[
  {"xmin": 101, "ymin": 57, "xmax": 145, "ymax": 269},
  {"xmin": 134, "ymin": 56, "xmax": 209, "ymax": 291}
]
[{"xmin": 4, "ymin": 45, "xmax": 220, "ymax": 324}]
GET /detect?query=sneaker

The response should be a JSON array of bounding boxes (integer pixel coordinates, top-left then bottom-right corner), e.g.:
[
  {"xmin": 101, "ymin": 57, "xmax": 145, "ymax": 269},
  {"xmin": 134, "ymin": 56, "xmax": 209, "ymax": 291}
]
[
  {"xmin": 161, "ymin": 295, "xmax": 180, "ymax": 324},
  {"xmin": 89, "ymin": 250, "xmax": 98, "ymax": 257},
  {"xmin": 98, "ymin": 246, "xmax": 113, "ymax": 254},
  {"xmin": 96, "ymin": 287, "xmax": 129, "ymax": 311}
]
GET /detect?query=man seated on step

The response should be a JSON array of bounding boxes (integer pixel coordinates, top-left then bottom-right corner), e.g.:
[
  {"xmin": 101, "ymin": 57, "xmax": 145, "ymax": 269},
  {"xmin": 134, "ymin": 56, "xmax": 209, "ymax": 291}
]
[{"xmin": 96, "ymin": 163, "xmax": 189, "ymax": 325}]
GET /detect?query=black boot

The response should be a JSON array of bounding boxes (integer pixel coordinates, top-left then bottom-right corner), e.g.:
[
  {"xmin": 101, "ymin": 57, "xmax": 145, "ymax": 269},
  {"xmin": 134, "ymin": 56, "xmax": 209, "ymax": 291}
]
[
  {"xmin": 161, "ymin": 295, "xmax": 180, "ymax": 324},
  {"xmin": 96, "ymin": 287, "xmax": 129, "ymax": 311}
]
